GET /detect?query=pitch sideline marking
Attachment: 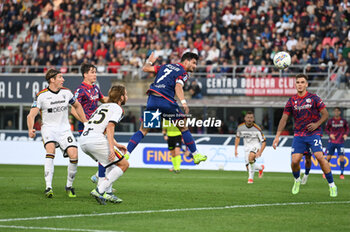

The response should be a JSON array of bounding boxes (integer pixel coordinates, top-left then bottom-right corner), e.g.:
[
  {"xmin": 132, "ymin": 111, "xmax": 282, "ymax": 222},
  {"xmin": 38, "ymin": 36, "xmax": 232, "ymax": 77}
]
[
  {"xmin": 0, "ymin": 225, "xmax": 123, "ymax": 232},
  {"xmin": 0, "ymin": 201, "xmax": 349, "ymax": 223}
]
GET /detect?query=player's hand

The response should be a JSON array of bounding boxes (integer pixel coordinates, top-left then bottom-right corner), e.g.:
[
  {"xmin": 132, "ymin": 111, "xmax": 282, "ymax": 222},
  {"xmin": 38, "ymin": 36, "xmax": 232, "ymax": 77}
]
[
  {"xmin": 108, "ymin": 150, "xmax": 115, "ymax": 162},
  {"xmin": 306, "ymin": 122, "xmax": 319, "ymax": 132},
  {"xmin": 115, "ymin": 143, "xmax": 127, "ymax": 154},
  {"xmin": 330, "ymin": 134, "xmax": 336, "ymax": 140},
  {"xmin": 148, "ymin": 51, "xmax": 157, "ymax": 64},
  {"xmin": 163, "ymin": 135, "xmax": 168, "ymax": 141},
  {"xmin": 272, "ymin": 137, "xmax": 279, "ymax": 150},
  {"xmin": 343, "ymin": 134, "xmax": 348, "ymax": 140},
  {"xmin": 235, "ymin": 151, "xmax": 238, "ymax": 157},
  {"xmin": 28, "ymin": 129, "xmax": 36, "ymax": 138},
  {"xmin": 183, "ymin": 103, "xmax": 189, "ymax": 114}
]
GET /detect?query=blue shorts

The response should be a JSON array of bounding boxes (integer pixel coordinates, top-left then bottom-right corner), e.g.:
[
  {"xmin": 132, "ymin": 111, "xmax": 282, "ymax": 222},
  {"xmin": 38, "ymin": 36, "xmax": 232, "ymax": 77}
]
[
  {"xmin": 327, "ymin": 143, "xmax": 345, "ymax": 156},
  {"xmin": 145, "ymin": 95, "xmax": 184, "ymax": 120},
  {"xmin": 292, "ymin": 135, "xmax": 323, "ymax": 155}
]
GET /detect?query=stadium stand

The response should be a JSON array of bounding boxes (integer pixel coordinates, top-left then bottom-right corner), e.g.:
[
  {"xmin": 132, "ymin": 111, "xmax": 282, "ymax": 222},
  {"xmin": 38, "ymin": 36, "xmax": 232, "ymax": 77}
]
[{"xmin": 0, "ymin": 0, "xmax": 349, "ymax": 87}]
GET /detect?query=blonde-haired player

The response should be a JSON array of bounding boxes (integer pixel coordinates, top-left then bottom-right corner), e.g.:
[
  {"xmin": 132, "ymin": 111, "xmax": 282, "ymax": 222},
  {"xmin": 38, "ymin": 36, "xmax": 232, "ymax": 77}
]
[
  {"xmin": 235, "ymin": 111, "xmax": 266, "ymax": 184},
  {"xmin": 79, "ymin": 85, "xmax": 129, "ymax": 204},
  {"xmin": 27, "ymin": 69, "xmax": 87, "ymax": 198}
]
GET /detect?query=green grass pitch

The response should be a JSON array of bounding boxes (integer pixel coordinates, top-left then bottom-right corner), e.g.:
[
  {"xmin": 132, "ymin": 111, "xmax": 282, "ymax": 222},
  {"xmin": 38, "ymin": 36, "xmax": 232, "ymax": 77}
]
[{"xmin": 0, "ymin": 164, "xmax": 349, "ymax": 232}]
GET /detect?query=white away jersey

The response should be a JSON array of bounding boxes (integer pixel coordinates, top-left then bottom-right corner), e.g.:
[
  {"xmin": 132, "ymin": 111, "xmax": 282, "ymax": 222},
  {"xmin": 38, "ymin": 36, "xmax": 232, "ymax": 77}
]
[
  {"xmin": 236, "ymin": 123, "xmax": 266, "ymax": 146},
  {"xmin": 32, "ymin": 87, "xmax": 75, "ymax": 131},
  {"xmin": 82, "ymin": 103, "xmax": 124, "ymax": 138}
]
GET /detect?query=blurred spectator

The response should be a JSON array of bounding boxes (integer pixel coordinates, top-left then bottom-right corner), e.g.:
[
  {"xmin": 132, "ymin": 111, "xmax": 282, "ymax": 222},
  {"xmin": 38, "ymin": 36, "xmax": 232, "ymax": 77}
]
[{"xmin": 189, "ymin": 80, "xmax": 202, "ymax": 99}]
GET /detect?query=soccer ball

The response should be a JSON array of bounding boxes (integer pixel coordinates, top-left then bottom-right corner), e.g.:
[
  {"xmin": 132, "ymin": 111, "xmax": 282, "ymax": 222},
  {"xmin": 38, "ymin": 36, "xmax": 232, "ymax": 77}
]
[{"xmin": 273, "ymin": 51, "xmax": 291, "ymax": 70}]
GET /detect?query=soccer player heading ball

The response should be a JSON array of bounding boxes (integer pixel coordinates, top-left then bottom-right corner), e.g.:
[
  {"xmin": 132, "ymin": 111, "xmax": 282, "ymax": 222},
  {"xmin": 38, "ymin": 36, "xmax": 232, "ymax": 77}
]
[
  {"xmin": 273, "ymin": 74, "xmax": 337, "ymax": 197},
  {"xmin": 125, "ymin": 52, "xmax": 207, "ymax": 165}
]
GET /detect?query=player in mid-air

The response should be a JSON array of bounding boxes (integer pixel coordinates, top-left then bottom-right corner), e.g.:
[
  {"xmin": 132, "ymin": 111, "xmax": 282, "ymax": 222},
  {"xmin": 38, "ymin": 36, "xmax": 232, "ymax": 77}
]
[
  {"xmin": 163, "ymin": 119, "xmax": 183, "ymax": 173},
  {"xmin": 71, "ymin": 63, "xmax": 109, "ymax": 186},
  {"xmin": 325, "ymin": 107, "xmax": 349, "ymax": 179},
  {"xmin": 273, "ymin": 74, "xmax": 337, "ymax": 197},
  {"xmin": 235, "ymin": 111, "xmax": 266, "ymax": 183},
  {"xmin": 125, "ymin": 52, "xmax": 207, "ymax": 164},
  {"xmin": 27, "ymin": 69, "xmax": 88, "ymax": 198},
  {"xmin": 80, "ymin": 85, "xmax": 128, "ymax": 205}
]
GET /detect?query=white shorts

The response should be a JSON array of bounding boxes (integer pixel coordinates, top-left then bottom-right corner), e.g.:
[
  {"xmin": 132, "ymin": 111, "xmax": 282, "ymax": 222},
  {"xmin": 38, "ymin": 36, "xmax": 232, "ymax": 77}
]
[
  {"xmin": 244, "ymin": 144, "xmax": 261, "ymax": 165},
  {"xmin": 41, "ymin": 128, "xmax": 77, "ymax": 157},
  {"xmin": 79, "ymin": 137, "xmax": 124, "ymax": 167}
]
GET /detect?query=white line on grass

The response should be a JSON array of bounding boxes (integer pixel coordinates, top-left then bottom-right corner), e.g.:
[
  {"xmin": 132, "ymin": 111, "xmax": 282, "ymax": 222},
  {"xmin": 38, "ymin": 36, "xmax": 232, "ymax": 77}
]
[
  {"xmin": 0, "ymin": 201, "xmax": 349, "ymax": 223},
  {"xmin": 0, "ymin": 225, "xmax": 123, "ymax": 232}
]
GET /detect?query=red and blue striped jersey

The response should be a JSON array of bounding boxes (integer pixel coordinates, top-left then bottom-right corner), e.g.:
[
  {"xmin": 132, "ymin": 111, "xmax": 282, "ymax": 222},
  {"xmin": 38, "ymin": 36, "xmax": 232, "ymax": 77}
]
[
  {"xmin": 283, "ymin": 91, "xmax": 326, "ymax": 136},
  {"xmin": 325, "ymin": 117, "xmax": 349, "ymax": 144},
  {"xmin": 74, "ymin": 82, "xmax": 104, "ymax": 119},
  {"xmin": 147, "ymin": 63, "xmax": 189, "ymax": 103}
]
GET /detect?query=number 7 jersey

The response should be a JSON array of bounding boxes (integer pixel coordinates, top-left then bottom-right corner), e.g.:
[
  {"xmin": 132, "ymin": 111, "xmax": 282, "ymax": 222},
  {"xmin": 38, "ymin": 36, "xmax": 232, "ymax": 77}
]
[
  {"xmin": 82, "ymin": 103, "xmax": 124, "ymax": 139},
  {"xmin": 147, "ymin": 63, "xmax": 189, "ymax": 103}
]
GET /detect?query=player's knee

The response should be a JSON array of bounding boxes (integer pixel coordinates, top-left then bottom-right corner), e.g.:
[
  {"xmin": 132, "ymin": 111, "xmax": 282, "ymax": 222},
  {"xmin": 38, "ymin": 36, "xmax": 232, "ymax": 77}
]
[{"xmin": 117, "ymin": 159, "xmax": 129, "ymax": 172}]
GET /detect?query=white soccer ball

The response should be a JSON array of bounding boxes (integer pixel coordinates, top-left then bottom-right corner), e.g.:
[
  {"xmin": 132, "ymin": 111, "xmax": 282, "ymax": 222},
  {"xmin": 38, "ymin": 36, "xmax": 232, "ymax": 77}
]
[{"xmin": 273, "ymin": 51, "xmax": 291, "ymax": 70}]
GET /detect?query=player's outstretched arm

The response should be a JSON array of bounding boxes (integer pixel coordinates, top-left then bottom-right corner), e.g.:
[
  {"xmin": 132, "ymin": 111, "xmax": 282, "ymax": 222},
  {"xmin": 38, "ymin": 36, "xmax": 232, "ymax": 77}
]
[
  {"xmin": 142, "ymin": 52, "xmax": 158, "ymax": 73},
  {"xmin": 106, "ymin": 122, "xmax": 116, "ymax": 162},
  {"xmin": 273, "ymin": 113, "xmax": 289, "ymax": 149},
  {"xmin": 27, "ymin": 107, "xmax": 39, "ymax": 138},
  {"xmin": 72, "ymin": 101, "xmax": 88, "ymax": 123},
  {"xmin": 175, "ymin": 83, "xmax": 189, "ymax": 114}
]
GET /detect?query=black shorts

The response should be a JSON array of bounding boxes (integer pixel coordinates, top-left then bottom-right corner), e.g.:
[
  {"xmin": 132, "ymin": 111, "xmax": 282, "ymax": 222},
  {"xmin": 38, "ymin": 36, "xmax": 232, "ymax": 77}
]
[{"xmin": 167, "ymin": 135, "xmax": 182, "ymax": 150}]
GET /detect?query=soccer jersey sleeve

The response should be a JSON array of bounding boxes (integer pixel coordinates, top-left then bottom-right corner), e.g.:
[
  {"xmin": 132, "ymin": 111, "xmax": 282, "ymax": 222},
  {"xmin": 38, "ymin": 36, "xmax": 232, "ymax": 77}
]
[
  {"xmin": 67, "ymin": 90, "xmax": 76, "ymax": 105},
  {"xmin": 154, "ymin": 65, "xmax": 161, "ymax": 74},
  {"xmin": 314, "ymin": 95, "xmax": 326, "ymax": 111},
  {"xmin": 109, "ymin": 105, "xmax": 123, "ymax": 125},
  {"xmin": 175, "ymin": 72, "xmax": 189, "ymax": 86},
  {"xmin": 96, "ymin": 85, "xmax": 104, "ymax": 101},
  {"xmin": 236, "ymin": 126, "xmax": 242, "ymax": 137},
  {"xmin": 74, "ymin": 88, "xmax": 84, "ymax": 103},
  {"xmin": 32, "ymin": 94, "xmax": 42, "ymax": 109},
  {"xmin": 283, "ymin": 98, "xmax": 293, "ymax": 115}
]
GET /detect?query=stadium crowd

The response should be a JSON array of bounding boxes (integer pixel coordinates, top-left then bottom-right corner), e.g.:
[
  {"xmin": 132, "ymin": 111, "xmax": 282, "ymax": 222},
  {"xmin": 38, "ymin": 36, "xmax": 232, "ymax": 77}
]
[{"xmin": 1, "ymin": 0, "xmax": 350, "ymax": 84}]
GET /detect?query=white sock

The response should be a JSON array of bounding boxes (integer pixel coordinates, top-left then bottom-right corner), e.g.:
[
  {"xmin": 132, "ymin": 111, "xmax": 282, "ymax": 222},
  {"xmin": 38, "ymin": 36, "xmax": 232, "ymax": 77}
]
[
  {"xmin": 329, "ymin": 182, "xmax": 335, "ymax": 187},
  {"xmin": 105, "ymin": 166, "xmax": 113, "ymax": 193},
  {"xmin": 98, "ymin": 166, "xmax": 123, "ymax": 194},
  {"xmin": 248, "ymin": 162, "xmax": 255, "ymax": 180},
  {"xmin": 66, "ymin": 159, "xmax": 78, "ymax": 188},
  {"xmin": 44, "ymin": 154, "xmax": 55, "ymax": 189}
]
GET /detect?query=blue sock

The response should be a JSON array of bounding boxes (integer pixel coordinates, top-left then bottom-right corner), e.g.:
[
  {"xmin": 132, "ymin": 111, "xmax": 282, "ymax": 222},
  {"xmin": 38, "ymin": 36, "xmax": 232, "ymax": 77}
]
[
  {"xmin": 325, "ymin": 172, "xmax": 334, "ymax": 184},
  {"xmin": 305, "ymin": 168, "xmax": 310, "ymax": 175},
  {"xmin": 98, "ymin": 163, "xmax": 106, "ymax": 178},
  {"xmin": 127, "ymin": 130, "xmax": 144, "ymax": 153},
  {"xmin": 181, "ymin": 130, "xmax": 197, "ymax": 153},
  {"xmin": 292, "ymin": 171, "xmax": 300, "ymax": 179},
  {"xmin": 340, "ymin": 161, "xmax": 345, "ymax": 175}
]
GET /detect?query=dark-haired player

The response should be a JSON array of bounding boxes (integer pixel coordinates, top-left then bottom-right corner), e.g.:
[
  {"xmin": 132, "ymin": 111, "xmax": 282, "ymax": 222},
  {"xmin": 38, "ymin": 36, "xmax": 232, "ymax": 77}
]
[
  {"xmin": 125, "ymin": 52, "xmax": 207, "ymax": 164},
  {"xmin": 273, "ymin": 74, "xmax": 337, "ymax": 197},
  {"xmin": 325, "ymin": 107, "xmax": 349, "ymax": 179},
  {"xmin": 71, "ymin": 63, "xmax": 109, "ymax": 186}
]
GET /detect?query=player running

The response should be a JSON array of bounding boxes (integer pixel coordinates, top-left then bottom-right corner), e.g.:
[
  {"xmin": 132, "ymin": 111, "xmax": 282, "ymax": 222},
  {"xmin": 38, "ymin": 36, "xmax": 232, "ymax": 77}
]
[
  {"xmin": 79, "ymin": 85, "xmax": 128, "ymax": 205},
  {"xmin": 27, "ymin": 69, "xmax": 87, "ymax": 198},
  {"xmin": 235, "ymin": 111, "xmax": 266, "ymax": 183},
  {"xmin": 125, "ymin": 52, "xmax": 207, "ymax": 164},
  {"xmin": 71, "ymin": 64, "xmax": 109, "ymax": 187},
  {"xmin": 273, "ymin": 74, "xmax": 337, "ymax": 197},
  {"xmin": 325, "ymin": 107, "xmax": 349, "ymax": 179}
]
